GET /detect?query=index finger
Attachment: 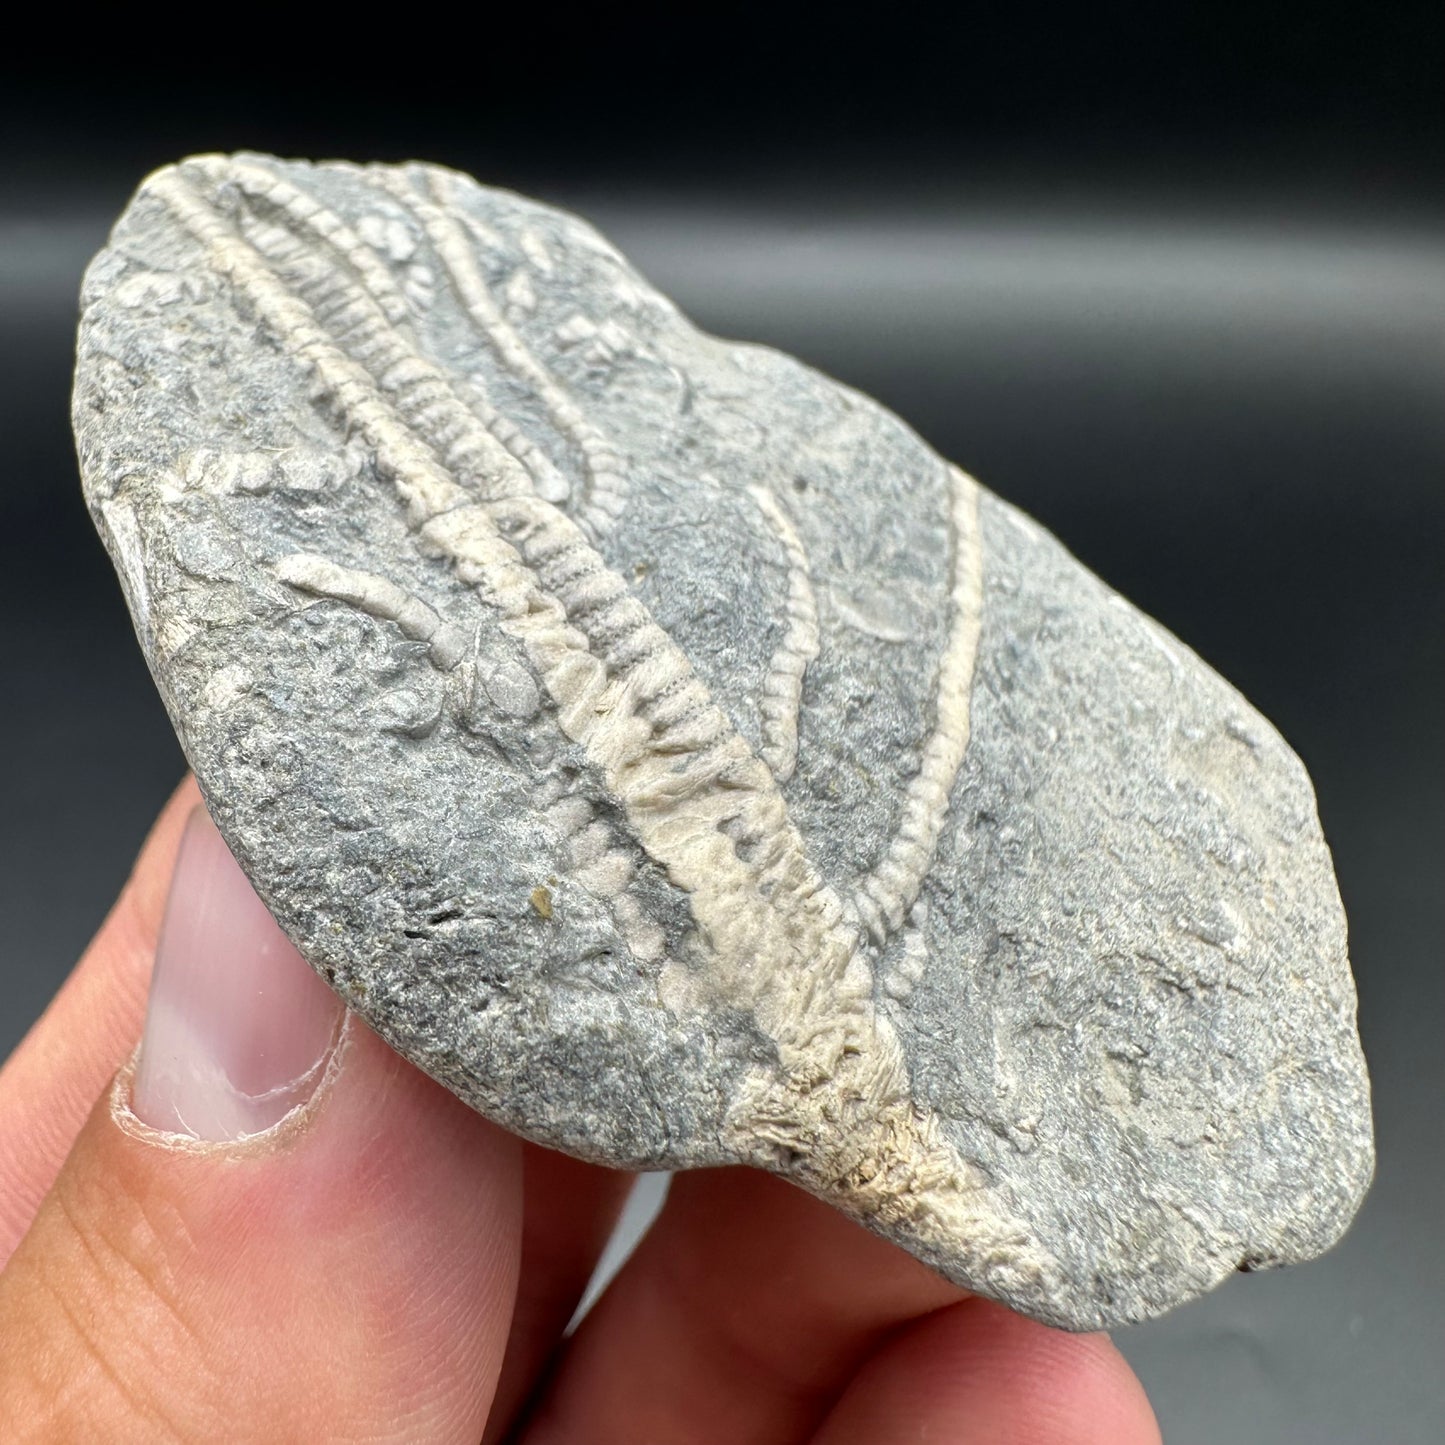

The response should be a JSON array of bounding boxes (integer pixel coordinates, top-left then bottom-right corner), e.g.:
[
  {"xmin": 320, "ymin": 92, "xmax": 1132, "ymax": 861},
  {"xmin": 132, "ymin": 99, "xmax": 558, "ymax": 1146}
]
[
  {"xmin": 518, "ymin": 1166, "xmax": 1160, "ymax": 1445},
  {"xmin": 515, "ymin": 1165, "xmax": 966, "ymax": 1445}
]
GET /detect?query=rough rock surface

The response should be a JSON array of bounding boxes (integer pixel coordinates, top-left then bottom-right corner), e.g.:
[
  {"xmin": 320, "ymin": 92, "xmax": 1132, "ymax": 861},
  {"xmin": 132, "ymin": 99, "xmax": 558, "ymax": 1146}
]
[{"xmin": 73, "ymin": 153, "xmax": 1373, "ymax": 1329}]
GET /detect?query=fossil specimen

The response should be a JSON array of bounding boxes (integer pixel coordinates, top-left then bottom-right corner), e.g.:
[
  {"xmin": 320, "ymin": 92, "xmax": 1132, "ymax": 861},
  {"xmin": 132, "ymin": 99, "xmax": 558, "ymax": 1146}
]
[{"xmin": 74, "ymin": 154, "xmax": 1373, "ymax": 1330}]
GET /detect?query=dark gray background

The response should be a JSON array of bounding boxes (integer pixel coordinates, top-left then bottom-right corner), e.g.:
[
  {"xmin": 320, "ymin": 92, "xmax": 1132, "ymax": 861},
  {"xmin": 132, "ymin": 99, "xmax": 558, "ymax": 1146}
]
[{"xmin": 2, "ymin": 14, "xmax": 1441, "ymax": 1441}]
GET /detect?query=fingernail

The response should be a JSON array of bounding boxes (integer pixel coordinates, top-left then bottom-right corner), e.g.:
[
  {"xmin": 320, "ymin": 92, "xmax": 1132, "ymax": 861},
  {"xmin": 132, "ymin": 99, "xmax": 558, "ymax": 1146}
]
[{"xmin": 131, "ymin": 806, "xmax": 343, "ymax": 1141}]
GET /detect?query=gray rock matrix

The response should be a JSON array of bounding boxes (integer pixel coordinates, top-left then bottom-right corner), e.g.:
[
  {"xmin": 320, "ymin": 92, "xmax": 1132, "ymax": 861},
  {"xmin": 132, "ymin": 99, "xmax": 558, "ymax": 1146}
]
[{"xmin": 73, "ymin": 154, "xmax": 1372, "ymax": 1330}]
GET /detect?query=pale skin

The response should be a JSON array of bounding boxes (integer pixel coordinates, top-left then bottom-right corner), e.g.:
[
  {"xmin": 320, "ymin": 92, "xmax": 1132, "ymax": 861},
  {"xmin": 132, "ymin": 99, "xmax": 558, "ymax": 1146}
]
[{"xmin": 0, "ymin": 778, "xmax": 1161, "ymax": 1443}]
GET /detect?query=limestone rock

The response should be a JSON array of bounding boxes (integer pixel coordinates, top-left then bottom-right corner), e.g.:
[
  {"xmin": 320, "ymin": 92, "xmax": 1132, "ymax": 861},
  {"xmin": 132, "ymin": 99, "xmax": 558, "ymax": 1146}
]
[{"xmin": 73, "ymin": 153, "xmax": 1373, "ymax": 1329}]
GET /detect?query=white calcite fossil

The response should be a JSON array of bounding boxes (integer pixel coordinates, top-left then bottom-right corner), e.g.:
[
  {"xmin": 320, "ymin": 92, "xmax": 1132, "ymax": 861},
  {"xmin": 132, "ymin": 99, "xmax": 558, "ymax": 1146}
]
[{"xmin": 74, "ymin": 154, "xmax": 1373, "ymax": 1329}]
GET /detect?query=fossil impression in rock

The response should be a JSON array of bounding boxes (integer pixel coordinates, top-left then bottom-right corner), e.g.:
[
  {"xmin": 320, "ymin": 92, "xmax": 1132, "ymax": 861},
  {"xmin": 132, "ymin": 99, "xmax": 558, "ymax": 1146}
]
[{"xmin": 73, "ymin": 154, "xmax": 1373, "ymax": 1330}]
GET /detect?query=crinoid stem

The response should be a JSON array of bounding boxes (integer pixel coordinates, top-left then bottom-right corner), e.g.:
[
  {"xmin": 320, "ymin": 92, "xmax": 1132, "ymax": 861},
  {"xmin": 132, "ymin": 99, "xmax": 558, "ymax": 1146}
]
[
  {"xmin": 148, "ymin": 159, "xmax": 1056, "ymax": 1297},
  {"xmin": 850, "ymin": 465, "xmax": 986, "ymax": 945},
  {"xmin": 748, "ymin": 484, "xmax": 821, "ymax": 785},
  {"xmin": 274, "ymin": 554, "xmax": 472, "ymax": 670},
  {"xmin": 372, "ymin": 165, "xmax": 631, "ymax": 539}
]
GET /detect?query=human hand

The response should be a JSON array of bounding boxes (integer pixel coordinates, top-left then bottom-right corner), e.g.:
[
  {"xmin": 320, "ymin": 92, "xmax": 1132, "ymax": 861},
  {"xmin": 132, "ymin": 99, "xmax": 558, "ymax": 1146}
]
[{"xmin": 0, "ymin": 779, "xmax": 1161, "ymax": 1442}]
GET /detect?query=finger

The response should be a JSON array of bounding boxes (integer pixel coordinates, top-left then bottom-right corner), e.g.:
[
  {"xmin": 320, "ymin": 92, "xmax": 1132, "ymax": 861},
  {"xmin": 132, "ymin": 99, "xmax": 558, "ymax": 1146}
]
[
  {"xmin": 0, "ymin": 776, "xmax": 200, "ymax": 1261},
  {"xmin": 481, "ymin": 1147, "xmax": 633, "ymax": 1445},
  {"xmin": 517, "ymin": 1164, "xmax": 964, "ymax": 1445},
  {"xmin": 0, "ymin": 807, "xmax": 522, "ymax": 1442},
  {"xmin": 809, "ymin": 1300, "xmax": 1160, "ymax": 1445}
]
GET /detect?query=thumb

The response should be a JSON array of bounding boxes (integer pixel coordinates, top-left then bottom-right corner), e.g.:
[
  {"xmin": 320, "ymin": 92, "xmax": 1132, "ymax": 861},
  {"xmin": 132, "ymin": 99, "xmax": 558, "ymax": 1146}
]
[{"xmin": 0, "ymin": 806, "xmax": 522, "ymax": 1443}]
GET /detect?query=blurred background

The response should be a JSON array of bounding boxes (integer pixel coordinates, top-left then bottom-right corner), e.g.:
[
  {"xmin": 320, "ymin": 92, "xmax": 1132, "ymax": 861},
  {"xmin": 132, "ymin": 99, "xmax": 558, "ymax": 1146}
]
[{"xmin": 2, "ymin": 10, "xmax": 1441, "ymax": 1440}]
